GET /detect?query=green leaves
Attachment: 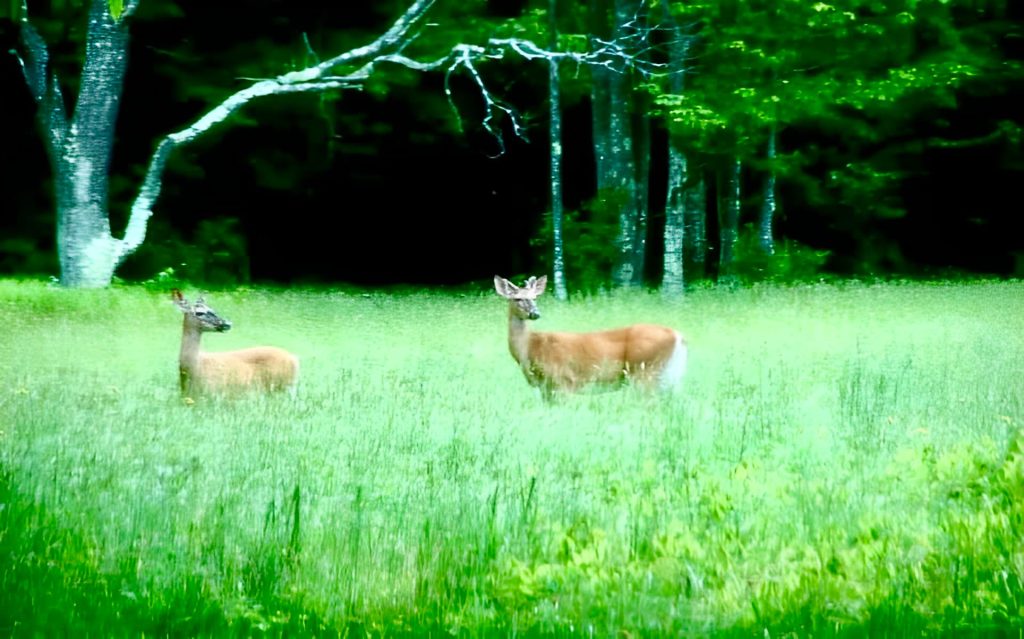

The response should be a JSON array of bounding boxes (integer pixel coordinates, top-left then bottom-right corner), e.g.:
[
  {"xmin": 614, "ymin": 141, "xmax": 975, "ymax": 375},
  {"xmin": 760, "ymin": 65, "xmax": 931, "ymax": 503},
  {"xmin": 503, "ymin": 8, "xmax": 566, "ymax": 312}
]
[{"xmin": 644, "ymin": 0, "xmax": 1019, "ymax": 243}]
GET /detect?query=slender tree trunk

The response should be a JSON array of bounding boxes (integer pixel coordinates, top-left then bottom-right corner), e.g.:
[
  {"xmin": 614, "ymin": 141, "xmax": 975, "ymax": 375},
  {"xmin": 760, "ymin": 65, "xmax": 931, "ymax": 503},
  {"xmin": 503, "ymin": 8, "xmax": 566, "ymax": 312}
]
[
  {"xmin": 717, "ymin": 157, "xmax": 741, "ymax": 282},
  {"xmin": 759, "ymin": 124, "xmax": 777, "ymax": 256},
  {"xmin": 629, "ymin": 4, "xmax": 652, "ymax": 286},
  {"xmin": 609, "ymin": 0, "xmax": 641, "ymax": 288},
  {"xmin": 683, "ymin": 172, "xmax": 707, "ymax": 281},
  {"xmin": 661, "ymin": 12, "xmax": 692, "ymax": 297},
  {"xmin": 662, "ymin": 142, "xmax": 686, "ymax": 296},
  {"xmin": 589, "ymin": 0, "xmax": 613, "ymax": 198},
  {"xmin": 632, "ymin": 84, "xmax": 649, "ymax": 287},
  {"xmin": 548, "ymin": 0, "xmax": 567, "ymax": 300}
]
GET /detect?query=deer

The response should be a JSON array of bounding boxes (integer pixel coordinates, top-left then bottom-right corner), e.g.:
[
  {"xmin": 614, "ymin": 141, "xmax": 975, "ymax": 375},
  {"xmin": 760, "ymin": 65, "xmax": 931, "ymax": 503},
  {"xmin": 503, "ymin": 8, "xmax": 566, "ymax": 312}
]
[
  {"xmin": 494, "ymin": 275, "xmax": 687, "ymax": 398},
  {"xmin": 172, "ymin": 290, "xmax": 299, "ymax": 398}
]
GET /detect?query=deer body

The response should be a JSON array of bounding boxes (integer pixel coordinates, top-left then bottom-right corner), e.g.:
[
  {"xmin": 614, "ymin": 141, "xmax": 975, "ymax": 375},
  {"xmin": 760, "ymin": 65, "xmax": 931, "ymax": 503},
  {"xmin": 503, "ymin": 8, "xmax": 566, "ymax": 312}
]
[
  {"xmin": 173, "ymin": 291, "xmax": 299, "ymax": 398},
  {"xmin": 496, "ymin": 275, "xmax": 687, "ymax": 395}
]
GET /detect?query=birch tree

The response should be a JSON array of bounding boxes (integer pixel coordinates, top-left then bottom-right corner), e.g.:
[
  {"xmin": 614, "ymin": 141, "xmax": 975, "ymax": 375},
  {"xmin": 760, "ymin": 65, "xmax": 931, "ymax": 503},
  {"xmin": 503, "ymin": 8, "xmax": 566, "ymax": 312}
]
[
  {"xmin": 547, "ymin": 0, "xmax": 567, "ymax": 300},
  {"xmin": 15, "ymin": 0, "xmax": 138, "ymax": 287},
  {"xmin": 717, "ymin": 156, "xmax": 741, "ymax": 283},
  {"xmin": 660, "ymin": 3, "xmax": 695, "ymax": 296},
  {"xmin": 683, "ymin": 168, "xmax": 708, "ymax": 281},
  {"xmin": 758, "ymin": 123, "xmax": 777, "ymax": 256},
  {"xmin": 607, "ymin": 0, "xmax": 642, "ymax": 289},
  {"xmin": 14, "ymin": 0, "xmax": 446, "ymax": 287}
]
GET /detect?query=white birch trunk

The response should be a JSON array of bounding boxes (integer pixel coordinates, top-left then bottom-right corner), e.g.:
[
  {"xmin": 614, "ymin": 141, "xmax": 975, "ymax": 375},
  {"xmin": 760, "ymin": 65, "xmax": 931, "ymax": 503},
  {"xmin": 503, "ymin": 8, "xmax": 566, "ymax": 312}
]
[
  {"xmin": 661, "ymin": 11, "xmax": 692, "ymax": 297},
  {"xmin": 683, "ymin": 173, "xmax": 707, "ymax": 280},
  {"xmin": 548, "ymin": 0, "xmax": 567, "ymax": 300},
  {"xmin": 759, "ymin": 124, "xmax": 777, "ymax": 256},
  {"xmin": 718, "ymin": 157, "xmax": 741, "ymax": 282},
  {"xmin": 18, "ymin": 0, "xmax": 135, "ymax": 287},
  {"xmin": 662, "ymin": 144, "xmax": 686, "ymax": 297},
  {"xmin": 633, "ymin": 93, "xmax": 649, "ymax": 287},
  {"xmin": 609, "ymin": 0, "xmax": 640, "ymax": 289}
]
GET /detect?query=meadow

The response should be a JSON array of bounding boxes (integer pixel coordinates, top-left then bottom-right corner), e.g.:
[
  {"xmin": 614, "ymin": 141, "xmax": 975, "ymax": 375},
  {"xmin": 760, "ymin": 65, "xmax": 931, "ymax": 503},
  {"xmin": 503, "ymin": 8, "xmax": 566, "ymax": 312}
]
[{"xmin": 0, "ymin": 278, "xmax": 1022, "ymax": 637}]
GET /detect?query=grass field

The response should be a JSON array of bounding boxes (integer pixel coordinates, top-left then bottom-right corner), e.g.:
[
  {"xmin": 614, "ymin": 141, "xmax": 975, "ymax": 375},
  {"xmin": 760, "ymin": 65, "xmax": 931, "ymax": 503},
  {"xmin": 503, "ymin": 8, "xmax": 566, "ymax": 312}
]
[{"xmin": 1, "ymin": 278, "xmax": 1022, "ymax": 637}]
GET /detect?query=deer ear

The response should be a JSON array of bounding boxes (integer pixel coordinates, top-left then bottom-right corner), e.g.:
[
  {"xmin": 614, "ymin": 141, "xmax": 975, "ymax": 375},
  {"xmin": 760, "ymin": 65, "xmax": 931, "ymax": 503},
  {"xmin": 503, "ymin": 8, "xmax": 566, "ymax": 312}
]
[
  {"xmin": 171, "ymin": 289, "xmax": 189, "ymax": 311},
  {"xmin": 532, "ymin": 275, "xmax": 548, "ymax": 296},
  {"xmin": 494, "ymin": 275, "xmax": 518, "ymax": 298}
]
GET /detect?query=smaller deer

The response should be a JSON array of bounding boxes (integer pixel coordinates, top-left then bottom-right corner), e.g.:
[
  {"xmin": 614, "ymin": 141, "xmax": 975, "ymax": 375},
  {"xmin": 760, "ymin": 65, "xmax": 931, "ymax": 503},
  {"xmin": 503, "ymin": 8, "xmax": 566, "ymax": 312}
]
[
  {"xmin": 172, "ymin": 290, "xmax": 299, "ymax": 398},
  {"xmin": 494, "ymin": 275, "xmax": 687, "ymax": 398}
]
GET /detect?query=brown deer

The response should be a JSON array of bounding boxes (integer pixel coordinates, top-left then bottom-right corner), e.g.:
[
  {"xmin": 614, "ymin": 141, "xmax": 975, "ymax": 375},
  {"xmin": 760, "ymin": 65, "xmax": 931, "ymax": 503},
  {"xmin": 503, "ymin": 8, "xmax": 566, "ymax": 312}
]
[
  {"xmin": 494, "ymin": 275, "xmax": 687, "ymax": 398},
  {"xmin": 172, "ymin": 290, "xmax": 299, "ymax": 398}
]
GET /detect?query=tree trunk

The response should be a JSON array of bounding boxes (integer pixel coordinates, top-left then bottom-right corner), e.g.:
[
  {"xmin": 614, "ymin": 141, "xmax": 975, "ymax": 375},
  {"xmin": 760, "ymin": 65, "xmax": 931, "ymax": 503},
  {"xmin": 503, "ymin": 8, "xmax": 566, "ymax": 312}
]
[
  {"xmin": 548, "ymin": 0, "xmax": 567, "ymax": 300},
  {"xmin": 608, "ymin": 0, "xmax": 641, "ymax": 289},
  {"xmin": 717, "ymin": 157, "xmax": 741, "ymax": 283},
  {"xmin": 21, "ymin": 0, "xmax": 132, "ymax": 287},
  {"xmin": 759, "ymin": 124, "xmax": 777, "ymax": 256},
  {"xmin": 683, "ymin": 172, "xmax": 707, "ymax": 281},
  {"xmin": 662, "ymin": 141, "xmax": 686, "ymax": 297},
  {"xmin": 589, "ymin": 0, "xmax": 613, "ymax": 198},
  {"xmin": 632, "ymin": 85, "xmax": 649, "ymax": 287},
  {"xmin": 661, "ymin": 13, "xmax": 692, "ymax": 297}
]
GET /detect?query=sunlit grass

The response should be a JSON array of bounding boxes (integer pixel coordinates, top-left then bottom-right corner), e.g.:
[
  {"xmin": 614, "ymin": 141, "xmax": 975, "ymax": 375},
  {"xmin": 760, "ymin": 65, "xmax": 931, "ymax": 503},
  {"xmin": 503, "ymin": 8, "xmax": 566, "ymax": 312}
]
[{"xmin": 1, "ymin": 278, "xmax": 1022, "ymax": 636}]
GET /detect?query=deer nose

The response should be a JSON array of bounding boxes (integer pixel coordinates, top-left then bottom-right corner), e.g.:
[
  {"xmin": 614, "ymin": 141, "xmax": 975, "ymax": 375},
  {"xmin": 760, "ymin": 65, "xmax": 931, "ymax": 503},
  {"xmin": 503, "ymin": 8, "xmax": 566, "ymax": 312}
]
[
  {"xmin": 218, "ymin": 319, "xmax": 233, "ymax": 332},
  {"xmin": 528, "ymin": 310, "xmax": 541, "ymax": 320}
]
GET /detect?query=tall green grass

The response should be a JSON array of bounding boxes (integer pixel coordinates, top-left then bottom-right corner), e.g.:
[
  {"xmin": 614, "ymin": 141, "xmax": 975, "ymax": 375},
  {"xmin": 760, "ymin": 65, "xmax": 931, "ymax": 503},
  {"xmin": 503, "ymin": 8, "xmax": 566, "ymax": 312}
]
[{"xmin": 1, "ymin": 278, "xmax": 1022, "ymax": 637}]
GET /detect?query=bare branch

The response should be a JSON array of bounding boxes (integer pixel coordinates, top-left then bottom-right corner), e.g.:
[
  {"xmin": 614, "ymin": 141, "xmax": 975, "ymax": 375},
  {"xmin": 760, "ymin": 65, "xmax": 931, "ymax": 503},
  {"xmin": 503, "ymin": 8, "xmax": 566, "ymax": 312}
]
[
  {"xmin": 117, "ymin": 77, "xmax": 354, "ymax": 262},
  {"xmin": 12, "ymin": 0, "xmax": 69, "ymax": 159},
  {"xmin": 276, "ymin": 0, "xmax": 436, "ymax": 84},
  {"xmin": 117, "ymin": 0, "xmax": 690, "ymax": 265},
  {"xmin": 447, "ymin": 45, "xmax": 525, "ymax": 156},
  {"xmin": 116, "ymin": 2, "xmax": 441, "ymax": 264},
  {"xmin": 13, "ymin": 0, "xmax": 46, "ymax": 103}
]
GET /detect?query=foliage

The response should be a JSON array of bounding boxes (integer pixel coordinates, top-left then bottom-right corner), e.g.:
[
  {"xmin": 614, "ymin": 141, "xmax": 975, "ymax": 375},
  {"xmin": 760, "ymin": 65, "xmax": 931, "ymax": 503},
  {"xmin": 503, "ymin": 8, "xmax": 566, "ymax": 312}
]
[
  {"xmin": 531, "ymin": 200, "xmax": 620, "ymax": 293},
  {"xmin": 0, "ymin": 237, "xmax": 54, "ymax": 276},
  {"xmin": 1, "ymin": 280, "xmax": 1023, "ymax": 636},
  {"xmin": 730, "ymin": 225, "xmax": 832, "ymax": 283},
  {"xmin": 122, "ymin": 216, "xmax": 249, "ymax": 287},
  {"xmin": 649, "ymin": 0, "xmax": 1023, "ymax": 277}
]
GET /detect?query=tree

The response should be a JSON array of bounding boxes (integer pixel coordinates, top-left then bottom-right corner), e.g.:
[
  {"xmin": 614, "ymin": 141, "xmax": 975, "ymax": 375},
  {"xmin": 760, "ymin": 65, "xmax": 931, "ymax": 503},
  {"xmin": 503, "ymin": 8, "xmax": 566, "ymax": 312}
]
[
  {"xmin": 13, "ymin": 0, "xmax": 447, "ymax": 287},
  {"xmin": 14, "ymin": 0, "xmax": 138, "ymax": 287},
  {"xmin": 758, "ymin": 122, "xmax": 777, "ymax": 256},
  {"xmin": 660, "ymin": 1, "xmax": 698, "ymax": 296},
  {"xmin": 606, "ymin": 0, "xmax": 642, "ymax": 288},
  {"xmin": 716, "ymin": 156, "xmax": 741, "ymax": 282},
  {"xmin": 547, "ymin": 0, "xmax": 567, "ymax": 300}
]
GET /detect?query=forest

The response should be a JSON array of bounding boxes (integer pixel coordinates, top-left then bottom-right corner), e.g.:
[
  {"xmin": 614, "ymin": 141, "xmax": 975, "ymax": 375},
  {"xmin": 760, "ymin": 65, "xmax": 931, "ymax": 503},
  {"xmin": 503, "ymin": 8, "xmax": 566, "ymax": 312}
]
[{"xmin": 0, "ymin": 0, "xmax": 1021, "ymax": 290}]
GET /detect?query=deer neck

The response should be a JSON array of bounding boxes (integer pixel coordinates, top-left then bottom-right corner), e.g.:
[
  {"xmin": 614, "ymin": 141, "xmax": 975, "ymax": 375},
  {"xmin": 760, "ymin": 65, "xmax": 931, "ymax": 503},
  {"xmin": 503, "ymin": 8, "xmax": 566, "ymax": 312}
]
[
  {"xmin": 179, "ymin": 320, "xmax": 203, "ymax": 374},
  {"xmin": 507, "ymin": 307, "xmax": 533, "ymax": 370}
]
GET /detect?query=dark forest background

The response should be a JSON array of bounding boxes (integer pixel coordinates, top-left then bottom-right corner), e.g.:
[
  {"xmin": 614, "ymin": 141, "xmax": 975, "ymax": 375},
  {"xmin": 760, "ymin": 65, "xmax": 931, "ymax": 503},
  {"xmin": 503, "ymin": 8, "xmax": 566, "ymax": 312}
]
[{"xmin": 1, "ymin": 0, "xmax": 1022, "ymax": 288}]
